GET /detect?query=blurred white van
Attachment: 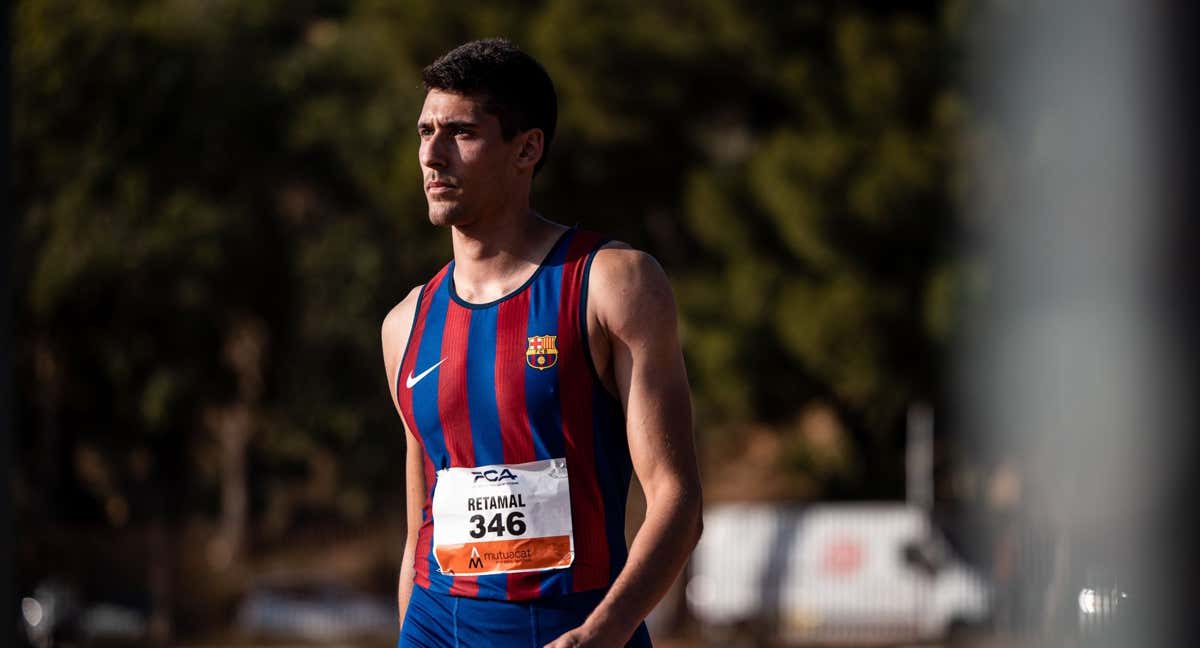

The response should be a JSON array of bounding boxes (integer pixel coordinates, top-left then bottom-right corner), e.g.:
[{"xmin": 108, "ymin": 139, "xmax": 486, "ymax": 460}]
[{"xmin": 687, "ymin": 503, "xmax": 990, "ymax": 644}]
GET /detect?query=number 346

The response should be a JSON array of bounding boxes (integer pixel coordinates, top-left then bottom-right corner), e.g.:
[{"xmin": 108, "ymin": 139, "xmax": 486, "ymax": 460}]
[{"xmin": 469, "ymin": 512, "xmax": 526, "ymax": 538}]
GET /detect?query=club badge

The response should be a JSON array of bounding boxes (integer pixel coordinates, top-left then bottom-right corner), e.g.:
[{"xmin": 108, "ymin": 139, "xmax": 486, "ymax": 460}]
[{"xmin": 526, "ymin": 335, "xmax": 558, "ymax": 370}]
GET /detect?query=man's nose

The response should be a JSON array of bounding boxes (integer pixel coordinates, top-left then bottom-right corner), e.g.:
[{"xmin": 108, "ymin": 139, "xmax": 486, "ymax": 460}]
[{"xmin": 419, "ymin": 131, "xmax": 448, "ymax": 170}]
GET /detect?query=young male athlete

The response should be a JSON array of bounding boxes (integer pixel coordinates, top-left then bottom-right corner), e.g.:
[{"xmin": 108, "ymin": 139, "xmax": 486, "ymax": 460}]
[{"xmin": 381, "ymin": 39, "xmax": 702, "ymax": 647}]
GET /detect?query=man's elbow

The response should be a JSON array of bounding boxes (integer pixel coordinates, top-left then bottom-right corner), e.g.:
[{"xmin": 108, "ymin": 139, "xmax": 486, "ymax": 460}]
[{"xmin": 646, "ymin": 473, "xmax": 704, "ymax": 548}]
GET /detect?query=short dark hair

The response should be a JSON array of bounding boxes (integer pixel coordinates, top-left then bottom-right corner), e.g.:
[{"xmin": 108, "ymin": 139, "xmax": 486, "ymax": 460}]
[{"xmin": 422, "ymin": 39, "xmax": 557, "ymax": 174}]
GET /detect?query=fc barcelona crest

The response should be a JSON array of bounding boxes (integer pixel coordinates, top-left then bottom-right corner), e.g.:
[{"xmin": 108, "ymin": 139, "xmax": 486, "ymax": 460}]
[{"xmin": 526, "ymin": 335, "xmax": 558, "ymax": 370}]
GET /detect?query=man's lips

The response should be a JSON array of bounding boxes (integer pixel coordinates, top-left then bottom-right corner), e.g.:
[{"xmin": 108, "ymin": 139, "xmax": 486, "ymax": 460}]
[{"xmin": 426, "ymin": 180, "xmax": 457, "ymax": 192}]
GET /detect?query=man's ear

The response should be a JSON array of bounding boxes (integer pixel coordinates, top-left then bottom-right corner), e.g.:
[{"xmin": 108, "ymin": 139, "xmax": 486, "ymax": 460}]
[{"xmin": 515, "ymin": 129, "xmax": 544, "ymax": 171}]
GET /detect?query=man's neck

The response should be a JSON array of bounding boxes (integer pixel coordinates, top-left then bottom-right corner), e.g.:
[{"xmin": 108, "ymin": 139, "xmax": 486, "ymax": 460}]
[{"xmin": 449, "ymin": 208, "xmax": 566, "ymax": 304}]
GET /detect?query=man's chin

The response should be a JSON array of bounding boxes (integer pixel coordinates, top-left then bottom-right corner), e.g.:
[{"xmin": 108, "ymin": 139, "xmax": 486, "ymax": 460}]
[{"xmin": 426, "ymin": 206, "xmax": 462, "ymax": 227}]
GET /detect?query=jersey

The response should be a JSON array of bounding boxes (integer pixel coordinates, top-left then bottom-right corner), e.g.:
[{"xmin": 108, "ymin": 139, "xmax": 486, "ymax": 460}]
[{"xmin": 394, "ymin": 227, "xmax": 634, "ymax": 601}]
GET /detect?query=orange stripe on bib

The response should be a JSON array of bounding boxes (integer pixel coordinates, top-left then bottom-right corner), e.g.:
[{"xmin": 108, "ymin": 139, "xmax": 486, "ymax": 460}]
[{"xmin": 436, "ymin": 536, "xmax": 573, "ymax": 576}]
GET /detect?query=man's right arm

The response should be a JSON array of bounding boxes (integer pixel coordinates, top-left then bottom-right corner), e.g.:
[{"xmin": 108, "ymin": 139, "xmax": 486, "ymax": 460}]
[
  {"xmin": 396, "ymin": 428, "xmax": 426, "ymax": 627},
  {"xmin": 381, "ymin": 286, "xmax": 424, "ymax": 628}
]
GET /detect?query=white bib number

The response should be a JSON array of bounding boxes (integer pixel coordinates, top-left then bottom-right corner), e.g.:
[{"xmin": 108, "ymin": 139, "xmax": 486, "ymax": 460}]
[{"xmin": 431, "ymin": 458, "xmax": 574, "ymax": 576}]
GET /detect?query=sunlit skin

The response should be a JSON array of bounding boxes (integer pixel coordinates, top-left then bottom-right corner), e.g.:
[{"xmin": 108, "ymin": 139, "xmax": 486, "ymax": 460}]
[{"xmin": 417, "ymin": 90, "xmax": 537, "ymax": 230}]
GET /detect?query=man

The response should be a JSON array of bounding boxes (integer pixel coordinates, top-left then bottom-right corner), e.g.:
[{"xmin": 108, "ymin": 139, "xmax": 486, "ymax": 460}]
[{"xmin": 381, "ymin": 39, "xmax": 702, "ymax": 647}]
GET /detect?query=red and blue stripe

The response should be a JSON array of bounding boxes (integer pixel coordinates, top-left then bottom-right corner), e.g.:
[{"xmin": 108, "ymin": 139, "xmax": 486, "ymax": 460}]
[{"xmin": 395, "ymin": 228, "xmax": 631, "ymax": 601}]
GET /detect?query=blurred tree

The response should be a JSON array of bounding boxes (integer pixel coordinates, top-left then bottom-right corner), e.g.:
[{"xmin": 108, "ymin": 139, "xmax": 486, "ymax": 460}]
[{"xmin": 530, "ymin": 1, "xmax": 968, "ymax": 495}]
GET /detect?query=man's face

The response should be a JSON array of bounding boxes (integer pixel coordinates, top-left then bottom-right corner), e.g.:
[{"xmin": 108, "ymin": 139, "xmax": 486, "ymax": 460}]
[{"xmin": 417, "ymin": 90, "xmax": 518, "ymax": 227}]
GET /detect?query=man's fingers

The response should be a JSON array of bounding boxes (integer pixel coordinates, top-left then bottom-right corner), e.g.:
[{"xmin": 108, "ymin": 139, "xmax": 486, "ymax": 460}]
[{"xmin": 543, "ymin": 633, "xmax": 581, "ymax": 648}]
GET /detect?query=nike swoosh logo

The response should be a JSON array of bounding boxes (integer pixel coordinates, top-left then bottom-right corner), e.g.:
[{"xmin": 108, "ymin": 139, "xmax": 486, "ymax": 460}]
[{"xmin": 406, "ymin": 358, "xmax": 446, "ymax": 389}]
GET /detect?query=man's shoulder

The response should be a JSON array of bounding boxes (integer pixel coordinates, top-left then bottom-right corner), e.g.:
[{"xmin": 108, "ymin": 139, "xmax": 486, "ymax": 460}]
[
  {"xmin": 381, "ymin": 285, "xmax": 424, "ymax": 349},
  {"xmin": 588, "ymin": 243, "xmax": 676, "ymax": 330},
  {"xmin": 590, "ymin": 243, "xmax": 668, "ymax": 289}
]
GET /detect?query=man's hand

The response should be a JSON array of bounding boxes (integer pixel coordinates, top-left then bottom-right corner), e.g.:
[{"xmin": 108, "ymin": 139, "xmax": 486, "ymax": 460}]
[{"xmin": 543, "ymin": 623, "xmax": 625, "ymax": 648}]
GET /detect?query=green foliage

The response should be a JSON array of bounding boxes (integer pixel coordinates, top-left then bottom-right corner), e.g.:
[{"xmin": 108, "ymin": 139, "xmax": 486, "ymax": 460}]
[{"xmin": 14, "ymin": 0, "xmax": 969, "ymax": 540}]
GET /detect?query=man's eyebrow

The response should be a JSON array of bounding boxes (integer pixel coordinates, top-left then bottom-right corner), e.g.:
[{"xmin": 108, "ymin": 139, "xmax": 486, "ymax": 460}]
[{"xmin": 417, "ymin": 119, "xmax": 479, "ymax": 130}]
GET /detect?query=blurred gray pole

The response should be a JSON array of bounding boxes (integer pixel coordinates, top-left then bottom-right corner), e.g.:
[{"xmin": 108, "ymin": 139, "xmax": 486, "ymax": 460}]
[
  {"xmin": 966, "ymin": 0, "xmax": 1187, "ymax": 643},
  {"xmin": 906, "ymin": 403, "xmax": 933, "ymax": 514}
]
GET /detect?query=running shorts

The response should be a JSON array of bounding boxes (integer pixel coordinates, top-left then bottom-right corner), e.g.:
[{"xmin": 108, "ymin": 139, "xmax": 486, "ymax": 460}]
[{"xmin": 399, "ymin": 584, "xmax": 653, "ymax": 647}]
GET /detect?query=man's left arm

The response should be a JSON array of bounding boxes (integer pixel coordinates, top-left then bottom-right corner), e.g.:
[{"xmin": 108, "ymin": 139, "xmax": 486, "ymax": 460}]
[{"xmin": 546, "ymin": 247, "xmax": 703, "ymax": 648}]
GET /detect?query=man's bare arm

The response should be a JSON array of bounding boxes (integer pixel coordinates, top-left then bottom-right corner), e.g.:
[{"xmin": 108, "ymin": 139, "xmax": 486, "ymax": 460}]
[
  {"xmin": 546, "ymin": 248, "xmax": 703, "ymax": 647},
  {"xmin": 381, "ymin": 286, "xmax": 424, "ymax": 629},
  {"xmin": 396, "ymin": 429, "xmax": 426, "ymax": 627}
]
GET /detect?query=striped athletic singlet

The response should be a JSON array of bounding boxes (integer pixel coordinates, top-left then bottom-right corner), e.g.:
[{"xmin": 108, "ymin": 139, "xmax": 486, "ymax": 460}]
[{"xmin": 395, "ymin": 227, "xmax": 633, "ymax": 601}]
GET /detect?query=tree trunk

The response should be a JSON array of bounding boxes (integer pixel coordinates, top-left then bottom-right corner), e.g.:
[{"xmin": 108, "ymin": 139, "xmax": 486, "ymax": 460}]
[{"xmin": 205, "ymin": 319, "xmax": 266, "ymax": 569}]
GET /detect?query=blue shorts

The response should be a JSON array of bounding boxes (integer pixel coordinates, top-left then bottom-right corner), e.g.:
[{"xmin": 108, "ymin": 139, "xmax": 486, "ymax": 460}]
[{"xmin": 399, "ymin": 585, "xmax": 653, "ymax": 647}]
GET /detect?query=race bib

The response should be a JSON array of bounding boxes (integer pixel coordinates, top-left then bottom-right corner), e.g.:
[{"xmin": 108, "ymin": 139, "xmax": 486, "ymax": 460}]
[{"xmin": 432, "ymin": 458, "xmax": 574, "ymax": 576}]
